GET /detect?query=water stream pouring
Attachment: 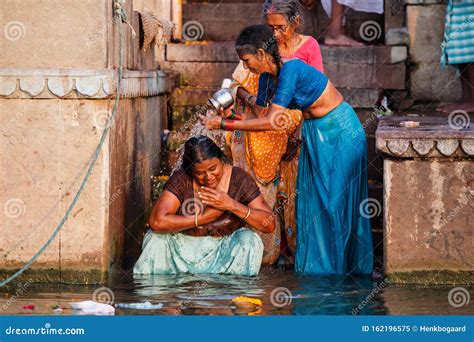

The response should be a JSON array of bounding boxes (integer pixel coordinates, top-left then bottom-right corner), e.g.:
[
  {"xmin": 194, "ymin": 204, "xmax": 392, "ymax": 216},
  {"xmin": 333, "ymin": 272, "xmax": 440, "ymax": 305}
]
[{"xmin": 170, "ymin": 79, "xmax": 233, "ymax": 175}]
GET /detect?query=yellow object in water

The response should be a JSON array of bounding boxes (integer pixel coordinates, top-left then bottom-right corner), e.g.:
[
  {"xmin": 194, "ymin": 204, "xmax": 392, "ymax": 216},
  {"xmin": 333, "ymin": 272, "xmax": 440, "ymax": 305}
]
[{"xmin": 231, "ymin": 296, "xmax": 262, "ymax": 307}]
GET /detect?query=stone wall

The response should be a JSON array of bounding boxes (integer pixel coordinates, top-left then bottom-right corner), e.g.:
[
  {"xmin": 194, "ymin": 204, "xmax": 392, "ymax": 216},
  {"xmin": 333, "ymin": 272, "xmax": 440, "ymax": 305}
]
[
  {"xmin": 406, "ymin": 0, "xmax": 462, "ymax": 102},
  {"xmin": 0, "ymin": 0, "xmax": 172, "ymax": 283},
  {"xmin": 376, "ymin": 115, "xmax": 473, "ymax": 284}
]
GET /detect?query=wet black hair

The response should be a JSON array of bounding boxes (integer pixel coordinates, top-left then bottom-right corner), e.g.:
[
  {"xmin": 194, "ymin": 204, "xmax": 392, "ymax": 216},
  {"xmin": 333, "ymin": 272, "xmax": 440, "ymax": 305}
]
[
  {"xmin": 262, "ymin": 0, "xmax": 303, "ymax": 32},
  {"xmin": 235, "ymin": 25, "xmax": 282, "ymax": 71},
  {"xmin": 181, "ymin": 135, "xmax": 225, "ymax": 176}
]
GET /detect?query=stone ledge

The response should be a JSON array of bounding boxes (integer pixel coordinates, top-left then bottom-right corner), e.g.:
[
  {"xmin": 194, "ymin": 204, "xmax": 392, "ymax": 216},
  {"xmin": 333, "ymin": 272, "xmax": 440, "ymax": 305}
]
[
  {"xmin": 0, "ymin": 268, "xmax": 107, "ymax": 286},
  {"xmin": 0, "ymin": 69, "xmax": 172, "ymax": 99},
  {"xmin": 386, "ymin": 270, "xmax": 473, "ymax": 285},
  {"xmin": 376, "ymin": 116, "xmax": 474, "ymax": 158},
  {"xmin": 167, "ymin": 42, "xmax": 238, "ymax": 62},
  {"xmin": 166, "ymin": 43, "xmax": 408, "ymax": 65}
]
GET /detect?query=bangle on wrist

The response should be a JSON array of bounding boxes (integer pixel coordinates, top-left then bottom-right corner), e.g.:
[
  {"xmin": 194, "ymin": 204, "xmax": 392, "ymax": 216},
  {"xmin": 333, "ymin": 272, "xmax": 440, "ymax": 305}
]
[
  {"xmin": 243, "ymin": 207, "xmax": 251, "ymax": 220},
  {"xmin": 195, "ymin": 212, "xmax": 203, "ymax": 229},
  {"xmin": 221, "ymin": 119, "xmax": 235, "ymax": 131},
  {"xmin": 224, "ymin": 119, "xmax": 235, "ymax": 131}
]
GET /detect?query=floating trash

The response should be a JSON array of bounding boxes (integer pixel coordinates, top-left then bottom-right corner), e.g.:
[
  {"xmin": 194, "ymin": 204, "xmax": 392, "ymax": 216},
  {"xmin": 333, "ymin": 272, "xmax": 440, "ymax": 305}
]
[
  {"xmin": 69, "ymin": 300, "xmax": 115, "ymax": 315},
  {"xmin": 115, "ymin": 301, "xmax": 163, "ymax": 310}
]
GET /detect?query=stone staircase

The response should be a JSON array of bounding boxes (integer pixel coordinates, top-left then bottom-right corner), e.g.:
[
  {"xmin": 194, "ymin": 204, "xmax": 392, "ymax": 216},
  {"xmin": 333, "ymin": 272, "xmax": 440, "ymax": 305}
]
[{"xmin": 165, "ymin": 42, "xmax": 407, "ymax": 122}]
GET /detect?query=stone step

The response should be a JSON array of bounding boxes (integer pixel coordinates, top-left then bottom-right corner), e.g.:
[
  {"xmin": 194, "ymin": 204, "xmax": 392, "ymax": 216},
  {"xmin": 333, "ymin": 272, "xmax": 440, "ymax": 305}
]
[
  {"xmin": 182, "ymin": 3, "xmax": 261, "ymax": 41},
  {"xmin": 167, "ymin": 43, "xmax": 407, "ymax": 65},
  {"xmin": 182, "ymin": 2, "xmax": 383, "ymax": 42},
  {"xmin": 170, "ymin": 87, "xmax": 382, "ymax": 114},
  {"xmin": 167, "ymin": 42, "xmax": 238, "ymax": 63},
  {"xmin": 165, "ymin": 43, "xmax": 407, "ymax": 90},
  {"xmin": 327, "ymin": 63, "xmax": 406, "ymax": 90},
  {"xmin": 163, "ymin": 61, "xmax": 238, "ymax": 87}
]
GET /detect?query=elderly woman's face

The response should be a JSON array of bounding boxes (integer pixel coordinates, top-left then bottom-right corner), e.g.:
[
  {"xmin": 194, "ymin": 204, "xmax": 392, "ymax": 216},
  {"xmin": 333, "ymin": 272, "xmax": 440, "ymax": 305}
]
[
  {"xmin": 240, "ymin": 52, "xmax": 273, "ymax": 74},
  {"xmin": 192, "ymin": 158, "xmax": 224, "ymax": 188},
  {"xmin": 265, "ymin": 13, "xmax": 296, "ymax": 43}
]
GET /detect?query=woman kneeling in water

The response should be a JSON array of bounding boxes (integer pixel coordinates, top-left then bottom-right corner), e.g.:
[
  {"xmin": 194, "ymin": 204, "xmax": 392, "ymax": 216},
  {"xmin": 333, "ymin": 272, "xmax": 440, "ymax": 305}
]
[{"xmin": 134, "ymin": 135, "xmax": 275, "ymax": 276}]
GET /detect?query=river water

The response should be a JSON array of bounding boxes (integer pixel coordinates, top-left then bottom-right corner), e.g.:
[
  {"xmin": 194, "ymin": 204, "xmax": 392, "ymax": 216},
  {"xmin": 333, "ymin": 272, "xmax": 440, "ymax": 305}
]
[{"xmin": 1, "ymin": 267, "xmax": 472, "ymax": 316}]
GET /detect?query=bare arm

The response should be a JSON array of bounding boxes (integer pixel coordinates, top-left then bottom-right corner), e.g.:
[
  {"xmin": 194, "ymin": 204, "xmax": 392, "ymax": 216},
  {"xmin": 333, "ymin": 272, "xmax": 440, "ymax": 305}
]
[
  {"xmin": 205, "ymin": 104, "xmax": 288, "ymax": 132},
  {"xmin": 148, "ymin": 191, "xmax": 223, "ymax": 233},
  {"xmin": 235, "ymin": 87, "xmax": 267, "ymax": 118}
]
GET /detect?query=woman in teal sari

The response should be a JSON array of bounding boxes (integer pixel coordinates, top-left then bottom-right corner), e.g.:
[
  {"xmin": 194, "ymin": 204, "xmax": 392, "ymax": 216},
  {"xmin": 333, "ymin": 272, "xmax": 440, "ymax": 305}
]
[
  {"xmin": 134, "ymin": 136, "xmax": 275, "ymax": 276},
  {"xmin": 203, "ymin": 25, "xmax": 373, "ymax": 275}
]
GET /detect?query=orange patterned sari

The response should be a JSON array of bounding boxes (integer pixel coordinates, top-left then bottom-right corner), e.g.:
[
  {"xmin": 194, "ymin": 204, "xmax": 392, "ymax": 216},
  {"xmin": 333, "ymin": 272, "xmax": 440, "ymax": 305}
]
[{"xmin": 228, "ymin": 62, "xmax": 302, "ymax": 264}]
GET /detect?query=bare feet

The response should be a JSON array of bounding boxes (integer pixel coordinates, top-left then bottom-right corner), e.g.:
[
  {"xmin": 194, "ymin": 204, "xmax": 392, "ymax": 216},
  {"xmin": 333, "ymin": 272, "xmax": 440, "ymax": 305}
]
[
  {"xmin": 437, "ymin": 102, "xmax": 474, "ymax": 114},
  {"xmin": 325, "ymin": 33, "xmax": 364, "ymax": 46}
]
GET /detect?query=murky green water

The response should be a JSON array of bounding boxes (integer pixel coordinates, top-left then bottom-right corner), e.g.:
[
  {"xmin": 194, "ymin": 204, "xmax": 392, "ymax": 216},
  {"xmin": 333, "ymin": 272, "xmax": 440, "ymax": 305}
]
[{"xmin": 1, "ymin": 268, "xmax": 472, "ymax": 316}]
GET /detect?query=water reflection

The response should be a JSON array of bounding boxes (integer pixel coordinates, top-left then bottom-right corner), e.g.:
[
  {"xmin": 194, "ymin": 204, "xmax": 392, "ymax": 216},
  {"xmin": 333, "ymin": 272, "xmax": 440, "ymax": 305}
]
[{"xmin": 0, "ymin": 269, "xmax": 472, "ymax": 316}]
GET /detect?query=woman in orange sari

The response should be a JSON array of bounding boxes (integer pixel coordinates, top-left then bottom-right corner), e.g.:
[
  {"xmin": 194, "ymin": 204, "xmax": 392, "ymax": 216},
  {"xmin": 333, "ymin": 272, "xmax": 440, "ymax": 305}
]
[{"xmin": 227, "ymin": 0, "xmax": 324, "ymax": 264}]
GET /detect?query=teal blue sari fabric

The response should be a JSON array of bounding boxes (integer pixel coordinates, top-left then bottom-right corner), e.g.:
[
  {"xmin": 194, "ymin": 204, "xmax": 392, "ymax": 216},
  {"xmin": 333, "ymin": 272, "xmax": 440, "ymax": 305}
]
[
  {"xmin": 134, "ymin": 228, "xmax": 264, "ymax": 276},
  {"xmin": 296, "ymin": 102, "xmax": 373, "ymax": 275}
]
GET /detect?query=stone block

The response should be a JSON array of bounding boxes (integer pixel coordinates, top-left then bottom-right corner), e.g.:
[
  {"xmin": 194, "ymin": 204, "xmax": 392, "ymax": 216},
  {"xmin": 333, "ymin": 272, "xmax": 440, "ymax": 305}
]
[
  {"xmin": 182, "ymin": 3, "xmax": 261, "ymax": 41},
  {"xmin": 163, "ymin": 62, "xmax": 238, "ymax": 87},
  {"xmin": 167, "ymin": 42, "xmax": 239, "ymax": 62},
  {"xmin": 322, "ymin": 46, "xmax": 408, "ymax": 65},
  {"xmin": 183, "ymin": 3, "xmax": 261, "ymax": 22},
  {"xmin": 170, "ymin": 87, "xmax": 217, "ymax": 107},
  {"xmin": 0, "ymin": 99, "xmax": 109, "ymax": 269},
  {"xmin": 340, "ymin": 88, "xmax": 382, "ymax": 108},
  {"xmin": 385, "ymin": 0, "xmax": 405, "ymax": 34},
  {"xmin": 326, "ymin": 63, "xmax": 406, "ymax": 89},
  {"xmin": 410, "ymin": 63, "xmax": 461, "ymax": 101},
  {"xmin": 0, "ymin": 0, "xmax": 108, "ymax": 69},
  {"xmin": 384, "ymin": 159, "xmax": 473, "ymax": 274},
  {"xmin": 407, "ymin": 4, "xmax": 447, "ymax": 63},
  {"xmin": 385, "ymin": 28, "xmax": 409, "ymax": 46}
]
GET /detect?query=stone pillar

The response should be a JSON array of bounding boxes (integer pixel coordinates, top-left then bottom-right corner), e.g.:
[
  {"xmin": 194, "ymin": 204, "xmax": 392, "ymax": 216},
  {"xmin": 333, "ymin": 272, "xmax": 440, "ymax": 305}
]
[
  {"xmin": 406, "ymin": 1, "xmax": 461, "ymax": 101},
  {"xmin": 0, "ymin": 0, "xmax": 172, "ymax": 283},
  {"xmin": 376, "ymin": 115, "xmax": 473, "ymax": 284}
]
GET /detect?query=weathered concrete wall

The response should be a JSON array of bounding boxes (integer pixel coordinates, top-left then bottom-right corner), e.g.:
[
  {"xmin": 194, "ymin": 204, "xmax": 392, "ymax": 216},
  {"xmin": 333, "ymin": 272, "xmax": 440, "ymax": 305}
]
[
  {"xmin": 0, "ymin": 0, "xmax": 171, "ymax": 283},
  {"xmin": 1, "ymin": 98, "xmax": 111, "ymax": 271},
  {"xmin": 384, "ymin": 159, "xmax": 473, "ymax": 272},
  {"xmin": 377, "ymin": 116, "xmax": 473, "ymax": 284},
  {"xmin": 0, "ymin": 0, "xmax": 109, "ymax": 69},
  {"xmin": 108, "ymin": 95, "xmax": 167, "ymax": 272}
]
